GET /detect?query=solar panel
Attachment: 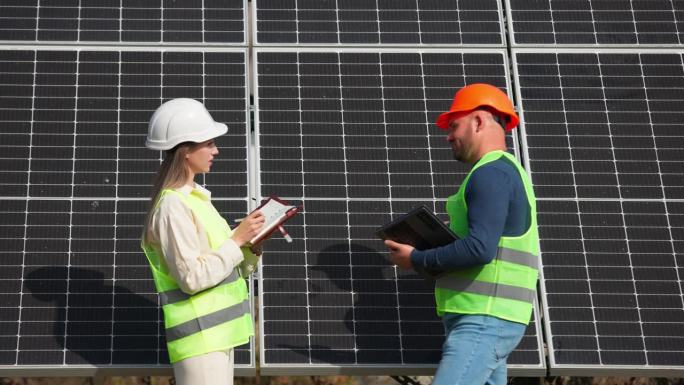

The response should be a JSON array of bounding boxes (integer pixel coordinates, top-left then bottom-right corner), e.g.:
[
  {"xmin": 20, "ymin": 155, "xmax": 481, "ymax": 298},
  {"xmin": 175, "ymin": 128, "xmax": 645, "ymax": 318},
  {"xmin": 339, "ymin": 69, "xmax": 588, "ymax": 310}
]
[
  {"xmin": 507, "ymin": 0, "xmax": 684, "ymax": 46},
  {"xmin": 255, "ymin": 48, "xmax": 545, "ymax": 375},
  {"xmin": 0, "ymin": 48, "xmax": 250, "ymax": 200},
  {"xmin": 515, "ymin": 51, "xmax": 684, "ymax": 201},
  {"xmin": 0, "ymin": 0, "xmax": 247, "ymax": 44},
  {"xmin": 514, "ymin": 49, "xmax": 684, "ymax": 375},
  {"xmin": 254, "ymin": 0, "xmax": 503, "ymax": 46},
  {"xmin": 0, "ymin": 47, "xmax": 254, "ymax": 374}
]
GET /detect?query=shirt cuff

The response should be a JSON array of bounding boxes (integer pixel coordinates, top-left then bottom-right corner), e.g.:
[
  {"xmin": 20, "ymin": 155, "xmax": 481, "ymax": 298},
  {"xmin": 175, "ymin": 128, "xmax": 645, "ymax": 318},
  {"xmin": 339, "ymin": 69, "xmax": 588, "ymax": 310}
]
[
  {"xmin": 217, "ymin": 238, "xmax": 245, "ymax": 268},
  {"xmin": 410, "ymin": 249, "xmax": 425, "ymax": 268}
]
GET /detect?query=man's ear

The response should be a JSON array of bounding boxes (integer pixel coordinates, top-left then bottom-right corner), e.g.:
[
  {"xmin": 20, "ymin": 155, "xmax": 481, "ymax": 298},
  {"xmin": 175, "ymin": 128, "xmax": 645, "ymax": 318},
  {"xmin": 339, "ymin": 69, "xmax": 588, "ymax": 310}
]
[{"xmin": 473, "ymin": 112, "xmax": 484, "ymax": 132}]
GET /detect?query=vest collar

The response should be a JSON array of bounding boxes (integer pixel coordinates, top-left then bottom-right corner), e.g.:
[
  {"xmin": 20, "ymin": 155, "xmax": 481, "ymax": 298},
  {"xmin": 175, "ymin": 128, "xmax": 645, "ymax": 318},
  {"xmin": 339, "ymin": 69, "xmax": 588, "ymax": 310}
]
[
  {"xmin": 176, "ymin": 183, "xmax": 212, "ymax": 201},
  {"xmin": 472, "ymin": 149, "xmax": 507, "ymax": 168}
]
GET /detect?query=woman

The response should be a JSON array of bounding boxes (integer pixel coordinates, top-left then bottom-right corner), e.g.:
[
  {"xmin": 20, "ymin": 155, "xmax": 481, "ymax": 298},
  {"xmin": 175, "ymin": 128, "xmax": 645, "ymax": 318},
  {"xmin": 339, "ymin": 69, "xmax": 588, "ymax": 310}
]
[{"xmin": 140, "ymin": 98, "xmax": 264, "ymax": 385}]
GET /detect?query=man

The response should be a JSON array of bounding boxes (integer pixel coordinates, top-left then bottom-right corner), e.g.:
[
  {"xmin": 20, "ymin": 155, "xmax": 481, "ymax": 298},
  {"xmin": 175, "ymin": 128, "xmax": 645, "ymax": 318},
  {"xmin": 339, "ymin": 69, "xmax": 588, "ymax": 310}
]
[{"xmin": 384, "ymin": 83, "xmax": 539, "ymax": 385}]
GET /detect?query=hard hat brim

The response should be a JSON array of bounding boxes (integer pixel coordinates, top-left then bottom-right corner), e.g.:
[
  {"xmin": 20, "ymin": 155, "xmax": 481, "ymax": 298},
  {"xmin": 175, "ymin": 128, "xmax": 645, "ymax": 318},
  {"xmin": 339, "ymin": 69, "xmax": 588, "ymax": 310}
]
[
  {"xmin": 435, "ymin": 110, "xmax": 518, "ymax": 132},
  {"xmin": 435, "ymin": 111, "xmax": 456, "ymax": 130},
  {"xmin": 145, "ymin": 122, "xmax": 228, "ymax": 151}
]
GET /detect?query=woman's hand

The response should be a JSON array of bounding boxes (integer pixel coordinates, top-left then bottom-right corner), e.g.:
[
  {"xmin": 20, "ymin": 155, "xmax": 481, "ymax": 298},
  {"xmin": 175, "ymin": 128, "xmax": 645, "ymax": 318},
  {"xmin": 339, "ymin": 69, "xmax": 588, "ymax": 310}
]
[{"xmin": 231, "ymin": 210, "xmax": 265, "ymax": 247}]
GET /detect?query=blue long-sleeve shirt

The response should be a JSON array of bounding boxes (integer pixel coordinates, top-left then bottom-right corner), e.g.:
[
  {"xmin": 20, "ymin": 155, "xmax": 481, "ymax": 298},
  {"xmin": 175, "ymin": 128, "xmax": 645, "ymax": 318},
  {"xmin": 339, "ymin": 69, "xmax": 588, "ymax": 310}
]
[{"xmin": 410, "ymin": 157, "xmax": 531, "ymax": 270}]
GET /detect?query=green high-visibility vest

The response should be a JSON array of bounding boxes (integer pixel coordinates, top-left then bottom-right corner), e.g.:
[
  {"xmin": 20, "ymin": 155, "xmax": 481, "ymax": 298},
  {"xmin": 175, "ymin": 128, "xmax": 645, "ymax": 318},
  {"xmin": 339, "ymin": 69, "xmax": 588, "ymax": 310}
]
[
  {"xmin": 435, "ymin": 150, "xmax": 539, "ymax": 325},
  {"xmin": 141, "ymin": 188, "xmax": 254, "ymax": 363}
]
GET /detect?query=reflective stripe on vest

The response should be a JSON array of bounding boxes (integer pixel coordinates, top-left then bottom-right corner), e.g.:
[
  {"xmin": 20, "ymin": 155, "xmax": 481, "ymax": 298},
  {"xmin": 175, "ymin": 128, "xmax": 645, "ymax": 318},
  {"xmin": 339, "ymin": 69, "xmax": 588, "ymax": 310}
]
[
  {"xmin": 141, "ymin": 188, "xmax": 253, "ymax": 363},
  {"xmin": 159, "ymin": 270, "xmax": 240, "ymax": 306},
  {"xmin": 436, "ymin": 150, "xmax": 539, "ymax": 325},
  {"xmin": 495, "ymin": 247, "xmax": 537, "ymax": 270},
  {"xmin": 436, "ymin": 275, "xmax": 536, "ymax": 304},
  {"xmin": 166, "ymin": 298, "xmax": 251, "ymax": 342}
]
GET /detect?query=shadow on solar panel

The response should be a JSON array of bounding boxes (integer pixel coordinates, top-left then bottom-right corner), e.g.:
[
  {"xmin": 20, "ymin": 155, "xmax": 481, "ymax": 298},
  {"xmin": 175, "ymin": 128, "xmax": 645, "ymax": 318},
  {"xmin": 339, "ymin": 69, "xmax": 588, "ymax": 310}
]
[
  {"xmin": 23, "ymin": 266, "xmax": 162, "ymax": 365},
  {"xmin": 263, "ymin": 240, "xmax": 442, "ymax": 365}
]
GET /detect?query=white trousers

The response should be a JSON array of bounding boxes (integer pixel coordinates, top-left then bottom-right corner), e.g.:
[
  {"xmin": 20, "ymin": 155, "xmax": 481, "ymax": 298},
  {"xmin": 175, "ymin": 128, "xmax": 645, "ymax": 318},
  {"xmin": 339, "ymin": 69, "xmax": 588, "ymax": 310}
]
[{"xmin": 173, "ymin": 349, "xmax": 234, "ymax": 385}]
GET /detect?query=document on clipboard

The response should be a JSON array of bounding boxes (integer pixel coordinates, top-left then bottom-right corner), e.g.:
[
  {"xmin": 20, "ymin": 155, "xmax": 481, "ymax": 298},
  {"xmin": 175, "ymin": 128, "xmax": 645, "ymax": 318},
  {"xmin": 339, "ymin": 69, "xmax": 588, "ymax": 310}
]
[
  {"xmin": 249, "ymin": 196, "xmax": 301, "ymax": 245},
  {"xmin": 376, "ymin": 205, "xmax": 458, "ymax": 279}
]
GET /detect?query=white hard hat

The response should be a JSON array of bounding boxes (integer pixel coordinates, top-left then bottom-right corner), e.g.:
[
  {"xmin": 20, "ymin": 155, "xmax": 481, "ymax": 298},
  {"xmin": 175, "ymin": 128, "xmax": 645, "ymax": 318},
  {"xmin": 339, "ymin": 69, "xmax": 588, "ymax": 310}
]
[{"xmin": 145, "ymin": 98, "xmax": 228, "ymax": 151}]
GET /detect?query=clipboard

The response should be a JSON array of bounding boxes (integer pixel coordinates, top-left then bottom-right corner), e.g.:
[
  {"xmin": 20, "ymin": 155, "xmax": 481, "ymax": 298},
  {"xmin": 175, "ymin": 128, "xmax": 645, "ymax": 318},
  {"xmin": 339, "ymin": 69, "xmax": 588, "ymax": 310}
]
[
  {"xmin": 376, "ymin": 205, "xmax": 458, "ymax": 279},
  {"xmin": 249, "ymin": 196, "xmax": 301, "ymax": 245}
]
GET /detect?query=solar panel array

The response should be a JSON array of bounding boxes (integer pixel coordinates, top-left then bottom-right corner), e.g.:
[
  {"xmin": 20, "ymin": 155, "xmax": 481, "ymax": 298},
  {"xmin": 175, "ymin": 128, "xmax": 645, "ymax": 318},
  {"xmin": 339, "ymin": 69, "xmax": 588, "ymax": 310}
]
[{"xmin": 1, "ymin": 0, "xmax": 684, "ymax": 379}]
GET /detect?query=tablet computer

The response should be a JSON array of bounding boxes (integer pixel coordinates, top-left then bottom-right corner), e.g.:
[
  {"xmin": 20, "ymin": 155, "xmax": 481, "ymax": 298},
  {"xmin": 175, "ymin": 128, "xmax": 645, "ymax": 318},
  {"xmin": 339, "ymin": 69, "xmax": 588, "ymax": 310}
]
[
  {"xmin": 376, "ymin": 205, "xmax": 458, "ymax": 280},
  {"xmin": 376, "ymin": 205, "xmax": 458, "ymax": 250}
]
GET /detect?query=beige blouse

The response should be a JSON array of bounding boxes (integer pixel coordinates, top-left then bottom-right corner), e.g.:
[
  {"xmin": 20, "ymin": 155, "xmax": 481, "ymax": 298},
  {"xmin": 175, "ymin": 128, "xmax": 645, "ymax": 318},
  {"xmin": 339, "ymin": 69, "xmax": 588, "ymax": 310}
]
[{"xmin": 146, "ymin": 184, "xmax": 258, "ymax": 294}]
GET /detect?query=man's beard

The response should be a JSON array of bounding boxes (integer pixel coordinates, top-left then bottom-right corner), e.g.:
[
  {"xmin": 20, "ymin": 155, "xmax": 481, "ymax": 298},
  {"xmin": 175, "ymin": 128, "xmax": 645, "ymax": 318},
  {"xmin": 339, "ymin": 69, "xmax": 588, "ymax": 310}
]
[{"xmin": 452, "ymin": 148, "xmax": 465, "ymax": 162}]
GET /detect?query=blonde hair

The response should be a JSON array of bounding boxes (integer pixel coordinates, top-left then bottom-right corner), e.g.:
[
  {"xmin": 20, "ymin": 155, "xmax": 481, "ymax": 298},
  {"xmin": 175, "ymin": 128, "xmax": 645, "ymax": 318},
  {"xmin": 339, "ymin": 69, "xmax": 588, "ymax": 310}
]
[{"xmin": 142, "ymin": 142, "xmax": 194, "ymax": 244}]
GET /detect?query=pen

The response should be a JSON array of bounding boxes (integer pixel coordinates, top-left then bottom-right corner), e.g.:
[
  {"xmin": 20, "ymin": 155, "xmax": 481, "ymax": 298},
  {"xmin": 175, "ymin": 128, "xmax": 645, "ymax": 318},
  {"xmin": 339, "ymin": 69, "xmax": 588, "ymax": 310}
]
[
  {"xmin": 278, "ymin": 225, "xmax": 293, "ymax": 243},
  {"xmin": 234, "ymin": 198, "xmax": 258, "ymax": 222}
]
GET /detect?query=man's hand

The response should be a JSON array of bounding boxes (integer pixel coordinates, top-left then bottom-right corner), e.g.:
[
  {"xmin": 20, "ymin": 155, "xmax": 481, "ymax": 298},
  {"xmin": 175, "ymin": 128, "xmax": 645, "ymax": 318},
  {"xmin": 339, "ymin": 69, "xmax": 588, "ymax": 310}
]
[{"xmin": 384, "ymin": 240, "xmax": 415, "ymax": 270}]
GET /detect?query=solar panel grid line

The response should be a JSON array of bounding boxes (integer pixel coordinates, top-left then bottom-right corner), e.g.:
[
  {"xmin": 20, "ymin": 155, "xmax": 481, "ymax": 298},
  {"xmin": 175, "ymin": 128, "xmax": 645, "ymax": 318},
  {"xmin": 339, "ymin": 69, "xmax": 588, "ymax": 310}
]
[
  {"xmin": 335, "ymin": 3, "xmax": 342, "ymax": 45},
  {"xmin": 508, "ymin": 47, "xmax": 554, "ymax": 372},
  {"xmin": 243, "ymin": 49, "xmax": 259, "ymax": 371},
  {"xmin": 416, "ymin": 48, "xmax": 436, "ymax": 200},
  {"xmin": 627, "ymin": 0, "xmax": 640, "ymax": 45},
  {"xmin": 15, "ymin": 52, "xmax": 37, "ymax": 366},
  {"xmin": 333, "ymin": 54, "xmax": 364, "ymax": 365},
  {"xmin": 374, "ymin": 1, "xmax": 382, "ymax": 46},
  {"xmin": 60, "ymin": 50, "xmax": 80, "ymax": 367},
  {"xmin": 585, "ymin": 0, "xmax": 602, "ymax": 46},
  {"xmin": 110, "ymin": 52, "xmax": 122, "ymax": 366},
  {"xmin": 376, "ymin": 51, "xmax": 405, "ymax": 366},
  {"xmin": 414, "ymin": 0, "xmax": 424, "ymax": 45},
  {"xmin": 672, "ymin": 2, "xmax": 684, "ymax": 45}
]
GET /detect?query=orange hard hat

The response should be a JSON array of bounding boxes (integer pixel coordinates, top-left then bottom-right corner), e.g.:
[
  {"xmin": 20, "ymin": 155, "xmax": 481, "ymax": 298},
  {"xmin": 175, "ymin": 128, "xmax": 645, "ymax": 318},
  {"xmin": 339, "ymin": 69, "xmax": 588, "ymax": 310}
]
[{"xmin": 436, "ymin": 83, "xmax": 519, "ymax": 131}]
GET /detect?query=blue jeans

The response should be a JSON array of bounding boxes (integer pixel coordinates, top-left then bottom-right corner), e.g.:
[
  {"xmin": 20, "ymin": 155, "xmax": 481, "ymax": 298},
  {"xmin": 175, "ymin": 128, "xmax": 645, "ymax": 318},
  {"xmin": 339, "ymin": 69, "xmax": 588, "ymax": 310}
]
[{"xmin": 431, "ymin": 313, "xmax": 526, "ymax": 385}]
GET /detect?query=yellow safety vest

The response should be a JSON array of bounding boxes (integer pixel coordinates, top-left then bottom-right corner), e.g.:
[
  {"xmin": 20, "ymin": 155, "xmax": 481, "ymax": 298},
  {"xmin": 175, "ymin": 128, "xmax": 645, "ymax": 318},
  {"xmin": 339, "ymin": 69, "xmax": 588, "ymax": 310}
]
[
  {"xmin": 141, "ymin": 188, "xmax": 253, "ymax": 363},
  {"xmin": 435, "ymin": 150, "xmax": 539, "ymax": 325}
]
